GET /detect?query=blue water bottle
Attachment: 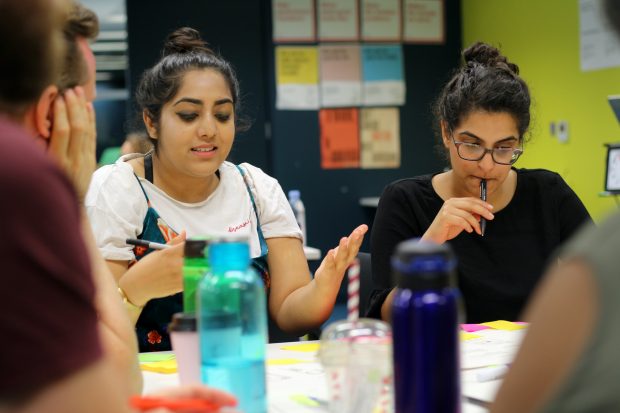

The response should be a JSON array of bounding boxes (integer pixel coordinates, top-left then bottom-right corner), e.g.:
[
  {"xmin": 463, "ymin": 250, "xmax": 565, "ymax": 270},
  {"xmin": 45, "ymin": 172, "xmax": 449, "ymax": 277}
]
[
  {"xmin": 391, "ymin": 240, "xmax": 461, "ymax": 413},
  {"xmin": 197, "ymin": 235, "xmax": 267, "ymax": 413}
]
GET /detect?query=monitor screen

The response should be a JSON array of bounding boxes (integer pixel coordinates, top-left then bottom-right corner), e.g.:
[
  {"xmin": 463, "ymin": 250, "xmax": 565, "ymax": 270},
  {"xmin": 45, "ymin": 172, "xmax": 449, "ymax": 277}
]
[{"xmin": 605, "ymin": 144, "xmax": 620, "ymax": 193}]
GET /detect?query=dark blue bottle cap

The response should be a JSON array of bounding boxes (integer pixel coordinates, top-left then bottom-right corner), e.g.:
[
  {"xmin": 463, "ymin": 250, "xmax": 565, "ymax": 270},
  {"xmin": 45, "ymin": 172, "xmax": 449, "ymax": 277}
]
[{"xmin": 391, "ymin": 239, "xmax": 457, "ymax": 291}]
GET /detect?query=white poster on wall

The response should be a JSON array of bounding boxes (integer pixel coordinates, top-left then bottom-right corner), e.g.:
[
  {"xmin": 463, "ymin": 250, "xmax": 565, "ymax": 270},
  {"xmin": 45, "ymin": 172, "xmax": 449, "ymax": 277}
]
[
  {"xmin": 579, "ymin": 0, "xmax": 620, "ymax": 71},
  {"xmin": 361, "ymin": 0, "xmax": 402, "ymax": 42},
  {"xmin": 403, "ymin": 0, "xmax": 444, "ymax": 44},
  {"xmin": 318, "ymin": 0, "xmax": 359, "ymax": 41},
  {"xmin": 273, "ymin": 0, "xmax": 316, "ymax": 43}
]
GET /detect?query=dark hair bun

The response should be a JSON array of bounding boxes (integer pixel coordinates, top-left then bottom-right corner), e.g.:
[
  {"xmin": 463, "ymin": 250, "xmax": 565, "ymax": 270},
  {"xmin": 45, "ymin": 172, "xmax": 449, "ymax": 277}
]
[
  {"xmin": 463, "ymin": 41, "xmax": 519, "ymax": 75},
  {"xmin": 163, "ymin": 27, "xmax": 213, "ymax": 56}
]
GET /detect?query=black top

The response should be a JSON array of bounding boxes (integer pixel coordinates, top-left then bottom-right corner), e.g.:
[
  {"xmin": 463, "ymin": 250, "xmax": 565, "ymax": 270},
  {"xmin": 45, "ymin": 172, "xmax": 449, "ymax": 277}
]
[{"xmin": 368, "ymin": 168, "xmax": 592, "ymax": 323}]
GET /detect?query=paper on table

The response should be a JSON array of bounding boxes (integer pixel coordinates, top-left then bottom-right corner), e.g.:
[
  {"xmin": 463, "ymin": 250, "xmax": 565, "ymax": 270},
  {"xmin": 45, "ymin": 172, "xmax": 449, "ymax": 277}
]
[
  {"xmin": 461, "ymin": 324, "xmax": 491, "ymax": 333},
  {"xmin": 267, "ymin": 362, "xmax": 328, "ymax": 413},
  {"xmin": 280, "ymin": 343, "xmax": 320, "ymax": 352},
  {"xmin": 461, "ymin": 329, "xmax": 526, "ymax": 369},
  {"xmin": 140, "ymin": 359, "xmax": 178, "ymax": 374},
  {"xmin": 461, "ymin": 369, "xmax": 503, "ymax": 405},
  {"xmin": 138, "ymin": 353, "xmax": 176, "ymax": 363},
  {"xmin": 461, "ymin": 331, "xmax": 482, "ymax": 341},
  {"xmin": 268, "ymin": 358, "xmax": 314, "ymax": 366}
]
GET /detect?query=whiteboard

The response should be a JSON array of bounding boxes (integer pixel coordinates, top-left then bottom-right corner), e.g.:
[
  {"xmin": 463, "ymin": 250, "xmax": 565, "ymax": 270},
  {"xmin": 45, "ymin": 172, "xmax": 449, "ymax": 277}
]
[{"xmin": 580, "ymin": 0, "xmax": 620, "ymax": 72}]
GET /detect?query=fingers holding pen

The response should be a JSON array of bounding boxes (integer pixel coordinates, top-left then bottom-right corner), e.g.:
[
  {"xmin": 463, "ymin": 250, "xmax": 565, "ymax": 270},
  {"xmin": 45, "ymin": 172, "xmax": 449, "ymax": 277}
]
[{"xmin": 424, "ymin": 197, "xmax": 494, "ymax": 242}]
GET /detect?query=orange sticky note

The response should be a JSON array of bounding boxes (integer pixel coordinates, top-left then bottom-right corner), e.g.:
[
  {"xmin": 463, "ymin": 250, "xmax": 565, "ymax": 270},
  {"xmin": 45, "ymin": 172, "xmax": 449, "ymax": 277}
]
[
  {"xmin": 319, "ymin": 108, "xmax": 360, "ymax": 169},
  {"xmin": 480, "ymin": 320, "xmax": 527, "ymax": 331}
]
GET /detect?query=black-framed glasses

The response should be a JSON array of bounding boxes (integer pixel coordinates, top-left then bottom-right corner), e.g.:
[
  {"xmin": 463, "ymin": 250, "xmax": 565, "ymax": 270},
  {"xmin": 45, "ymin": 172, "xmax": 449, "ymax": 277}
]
[{"xmin": 451, "ymin": 137, "xmax": 523, "ymax": 165}]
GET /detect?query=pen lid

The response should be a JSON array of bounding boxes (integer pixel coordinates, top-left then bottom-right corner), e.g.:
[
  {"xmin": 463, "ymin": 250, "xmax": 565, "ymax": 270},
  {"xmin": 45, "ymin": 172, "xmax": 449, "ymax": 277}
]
[
  {"xmin": 168, "ymin": 312, "xmax": 197, "ymax": 332},
  {"xmin": 184, "ymin": 237, "xmax": 210, "ymax": 258}
]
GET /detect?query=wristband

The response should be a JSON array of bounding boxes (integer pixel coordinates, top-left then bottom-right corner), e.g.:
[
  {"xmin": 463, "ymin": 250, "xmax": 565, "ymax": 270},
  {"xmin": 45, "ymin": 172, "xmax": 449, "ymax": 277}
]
[{"xmin": 118, "ymin": 286, "xmax": 143, "ymax": 309}]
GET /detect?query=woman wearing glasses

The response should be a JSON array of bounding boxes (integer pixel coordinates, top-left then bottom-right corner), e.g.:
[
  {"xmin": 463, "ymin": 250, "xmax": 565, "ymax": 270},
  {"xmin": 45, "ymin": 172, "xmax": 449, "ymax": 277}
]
[{"xmin": 368, "ymin": 42, "xmax": 591, "ymax": 323}]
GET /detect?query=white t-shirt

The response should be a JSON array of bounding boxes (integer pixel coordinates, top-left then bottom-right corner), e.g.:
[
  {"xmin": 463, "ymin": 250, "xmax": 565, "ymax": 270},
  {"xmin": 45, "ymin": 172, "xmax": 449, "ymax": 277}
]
[{"xmin": 85, "ymin": 154, "xmax": 301, "ymax": 261}]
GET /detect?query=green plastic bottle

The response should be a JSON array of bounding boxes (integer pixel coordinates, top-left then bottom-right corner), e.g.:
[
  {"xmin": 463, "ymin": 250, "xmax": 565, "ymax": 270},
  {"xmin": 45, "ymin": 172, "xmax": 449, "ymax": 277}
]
[{"xmin": 183, "ymin": 237, "xmax": 210, "ymax": 313}]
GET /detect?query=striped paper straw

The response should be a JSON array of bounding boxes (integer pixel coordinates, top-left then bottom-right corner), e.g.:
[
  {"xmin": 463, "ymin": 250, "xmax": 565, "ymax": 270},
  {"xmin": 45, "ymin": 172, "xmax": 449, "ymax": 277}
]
[{"xmin": 347, "ymin": 257, "xmax": 360, "ymax": 321}]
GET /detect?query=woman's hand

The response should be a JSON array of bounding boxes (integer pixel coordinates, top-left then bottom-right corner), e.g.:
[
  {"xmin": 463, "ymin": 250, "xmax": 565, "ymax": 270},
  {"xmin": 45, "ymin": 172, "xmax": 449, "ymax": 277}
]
[
  {"xmin": 47, "ymin": 86, "xmax": 97, "ymax": 203},
  {"xmin": 313, "ymin": 224, "xmax": 368, "ymax": 292},
  {"xmin": 120, "ymin": 232, "xmax": 186, "ymax": 307},
  {"xmin": 422, "ymin": 197, "xmax": 494, "ymax": 244}
]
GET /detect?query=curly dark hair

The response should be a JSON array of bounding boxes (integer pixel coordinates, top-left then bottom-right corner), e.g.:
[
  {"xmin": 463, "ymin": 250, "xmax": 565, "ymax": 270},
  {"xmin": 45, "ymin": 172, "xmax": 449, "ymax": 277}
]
[
  {"xmin": 433, "ymin": 41, "xmax": 531, "ymax": 156},
  {"xmin": 136, "ymin": 27, "xmax": 249, "ymax": 150}
]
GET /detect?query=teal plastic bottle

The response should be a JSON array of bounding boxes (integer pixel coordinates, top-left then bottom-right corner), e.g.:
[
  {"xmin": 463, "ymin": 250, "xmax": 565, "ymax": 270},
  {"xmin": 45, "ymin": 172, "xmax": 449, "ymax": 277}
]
[
  {"xmin": 198, "ymin": 236, "xmax": 267, "ymax": 413},
  {"xmin": 183, "ymin": 238, "xmax": 209, "ymax": 313}
]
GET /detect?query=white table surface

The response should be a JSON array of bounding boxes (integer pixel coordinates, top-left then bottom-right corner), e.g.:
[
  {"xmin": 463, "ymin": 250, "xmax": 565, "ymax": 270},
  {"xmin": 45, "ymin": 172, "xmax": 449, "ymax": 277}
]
[{"xmin": 141, "ymin": 327, "xmax": 525, "ymax": 412}]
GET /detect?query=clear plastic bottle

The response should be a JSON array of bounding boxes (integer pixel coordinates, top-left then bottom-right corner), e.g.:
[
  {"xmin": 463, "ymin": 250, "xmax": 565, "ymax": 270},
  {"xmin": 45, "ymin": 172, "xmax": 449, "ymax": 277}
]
[
  {"xmin": 197, "ymin": 235, "xmax": 267, "ymax": 413},
  {"xmin": 288, "ymin": 189, "xmax": 307, "ymax": 245},
  {"xmin": 391, "ymin": 240, "xmax": 461, "ymax": 413},
  {"xmin": 182, "ymin": 237, "xmax": 209, "ymax": 313}
]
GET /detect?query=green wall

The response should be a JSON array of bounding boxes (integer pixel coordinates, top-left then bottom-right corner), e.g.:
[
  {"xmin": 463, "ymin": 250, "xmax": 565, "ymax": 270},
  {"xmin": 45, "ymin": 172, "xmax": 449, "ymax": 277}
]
[{"xmin": 462, "ymin": 0, "xmax": 620, "ymax": 220}]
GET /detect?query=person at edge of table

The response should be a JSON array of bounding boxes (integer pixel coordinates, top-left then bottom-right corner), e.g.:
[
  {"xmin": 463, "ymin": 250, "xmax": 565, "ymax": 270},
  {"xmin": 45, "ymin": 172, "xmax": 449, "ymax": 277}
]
[
  {"xmin": 0, "ymin": 0, "xmax": 236, "ymax": 411},
  {"xmin": 491, "ymin": 0, "xmax": 620, "ymax": 411},
  {"xmin": 366, "ymin": 41, "xmax": 591, "ymax": 323}
]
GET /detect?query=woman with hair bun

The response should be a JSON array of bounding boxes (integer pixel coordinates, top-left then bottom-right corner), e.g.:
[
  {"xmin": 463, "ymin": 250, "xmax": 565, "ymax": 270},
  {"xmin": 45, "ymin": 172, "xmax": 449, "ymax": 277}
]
[
  {"xmin": 368, "ymin": 42, "xmax": 591, "ymax": 323},
  {"xmin": 85, "ymin": 27, "xmax": 367, "ymax": 352}
]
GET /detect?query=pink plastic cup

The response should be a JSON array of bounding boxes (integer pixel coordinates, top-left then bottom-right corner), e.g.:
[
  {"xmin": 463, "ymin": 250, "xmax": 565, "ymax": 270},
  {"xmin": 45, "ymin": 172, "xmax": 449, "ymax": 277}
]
[{"xmin": 169, "ymin": 312, "xmax": 200, "ymax": 385}]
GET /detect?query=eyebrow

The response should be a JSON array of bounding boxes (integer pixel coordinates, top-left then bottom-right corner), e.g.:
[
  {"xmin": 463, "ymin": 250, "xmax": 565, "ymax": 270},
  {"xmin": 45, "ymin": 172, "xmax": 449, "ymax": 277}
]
[
  {"xmin": 173, "ymin": 97, "xmax": 234, "ymax": 107},
  {"xmin": 458, "ymin": 130, "xmax": 518, "ymax": 144}
]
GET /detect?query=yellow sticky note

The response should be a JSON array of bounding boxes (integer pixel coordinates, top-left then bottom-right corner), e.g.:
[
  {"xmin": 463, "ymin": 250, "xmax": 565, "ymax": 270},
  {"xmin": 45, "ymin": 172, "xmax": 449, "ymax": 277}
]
[
  {"xmin": 267, "ymin": 358, "xmax": 311, "ymax": 366},
  {"xmin": 480, "ymin": 320, "xmax": 527, "ymax": 331},
  {"xmin": 280, "ymin": 343, "xmax": 320, "ymax": 352},
  {"xmin": 460, "ymin": 331, "xmax": 482, "ymax": 341},
  {"xmin": 140, "ymin": 359, "xmax": 178, "ymax": 374},
  {"xmin": 276, "ymin": 47, "xmax": 319, "ymax": 85}
]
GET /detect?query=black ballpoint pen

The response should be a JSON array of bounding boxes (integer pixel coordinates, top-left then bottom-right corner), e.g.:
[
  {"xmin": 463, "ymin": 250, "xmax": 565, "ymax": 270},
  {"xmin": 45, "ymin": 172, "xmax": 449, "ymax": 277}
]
[
  {"xmin": 126, "ymin": 238, "xmax": 170, "ymax": 250},
  {"xmin": 480, "ymin": 179, "xmax": 487, "ymax": 237}
]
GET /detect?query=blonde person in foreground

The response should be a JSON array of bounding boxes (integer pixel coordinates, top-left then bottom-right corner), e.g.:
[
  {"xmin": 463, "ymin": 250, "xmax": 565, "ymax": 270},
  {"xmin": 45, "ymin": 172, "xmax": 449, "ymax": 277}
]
[
  {"xmin": 490, "ymin": 0, "xmax": 620, "ymax": 411},
  {"xmin": 85, "ymin": 27, "xmax": 367, "ymax": 352},
  {"xmin": 0, "ymin": 0, "xmax": 237, "ymax": 411}
]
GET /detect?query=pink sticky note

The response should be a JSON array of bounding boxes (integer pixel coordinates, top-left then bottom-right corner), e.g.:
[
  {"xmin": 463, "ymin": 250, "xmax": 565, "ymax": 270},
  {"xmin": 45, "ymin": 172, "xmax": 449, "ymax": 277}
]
[{"xmin": 461, "ymin": 323, "xmax": 490, "ymax": 332}]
